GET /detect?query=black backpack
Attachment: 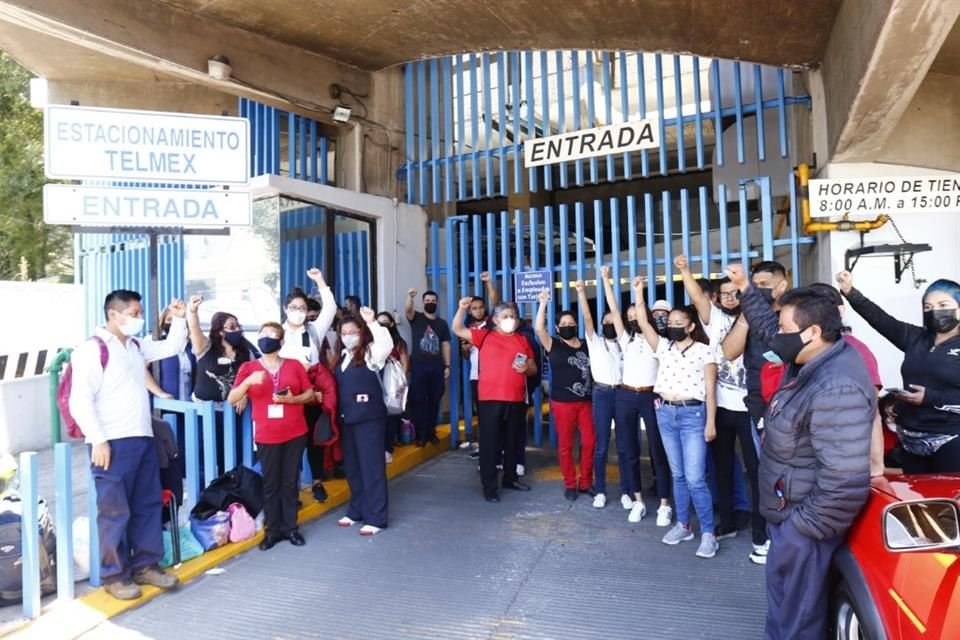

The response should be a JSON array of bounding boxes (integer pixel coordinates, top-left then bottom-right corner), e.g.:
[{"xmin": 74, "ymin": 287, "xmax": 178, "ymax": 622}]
[{"xmin": 0, "ymin": 496, "xmax": 57, "ymax": 605}]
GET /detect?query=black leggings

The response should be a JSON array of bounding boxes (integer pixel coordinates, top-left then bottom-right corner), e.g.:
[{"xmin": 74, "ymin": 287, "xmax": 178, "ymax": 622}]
[
  {"xmin": 900, "ymin": 434, "xmax": 960, "ymax": 474},
  {"xmin": 712, "ymin": 408, "xmax": 765, "ymax": 544}
]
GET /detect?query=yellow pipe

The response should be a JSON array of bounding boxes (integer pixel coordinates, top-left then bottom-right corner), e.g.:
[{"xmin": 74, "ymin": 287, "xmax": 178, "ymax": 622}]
[{"xmin": 797, "ymin": 163, "xmax": 889, "ymax": 234}]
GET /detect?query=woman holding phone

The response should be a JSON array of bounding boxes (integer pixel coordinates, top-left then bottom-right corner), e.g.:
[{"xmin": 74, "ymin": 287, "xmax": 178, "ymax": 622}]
[{"xmin": 229, "ymin": 322, "xmax": 315, "ymax": 550}]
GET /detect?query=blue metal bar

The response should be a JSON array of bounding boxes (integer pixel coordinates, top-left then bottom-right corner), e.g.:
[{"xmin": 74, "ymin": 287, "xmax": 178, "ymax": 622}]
[
  {"xmin": 500, "ymin": 210, "xmax": 510, "ymax": 301},
  {"xmin": 739, "ymin": 182, "xmax": 750, "ymax": 264},
  {"xmin": 301, "ymin": 450, "xmax": 311, "ymax": 488},
  {"xmin": 469, "ymin": 53, "xmax": 480, "ymax": 200},
  {"xmin": 320, "ymin": 136, "xmax": 329, "ymax": 184},
  {"xmin": 545, "ymin": 204, "xmax": 557, "ymax": 448},
  {"xmin": 693, "ymin": 57, "xmax": 705, "ymax": 169},
  {"xmin": 486, "ymin": 212, "xmax": 496, "ymax": 296},
  {"xmin": 556, "ymin": 50, "xmax": 569, "ymax": 189},
  {"xmin": 430, "ymin": 221, "xmax": 441, "ymax": 294},
  {"xmin": 674, "ymin": 55, "xmax": 686, "ymax": 173},
  {"xmin": 593, "ymin": 199, "xmax": 605, "ymax": 320},
  {"xmin": 472, "ymin": 215, "xmax": 483, "ymax": 297},
  {"xmin": 619, "ymin": 52, "xmax": 632, "ymax": 180},
  {"xmin": 559, "ymin": 204, "xmax": 571, "ymax": 314},
  {"xmin": 759, "ymin": 176, "xmax": 774, "ymax": 261},
  {"xmin": 201, "ymin": 401, "xmax": 217, "ymax": 485},
  {"xmin": 777, "ymin": 68, "xmax": 788, "ymax": 158},
  {"xmin": 655, "ymin": 54, "xmax": 668, "ymax": 176},
  {"xmin": 482, "ymin": 53, "xmax": 494, "ymax": 197},
  {"xmin": 528, "ymin": 206, "xmax": 542, "ymax": 446},
  {"xmin": 585, "ymin": 53, "xmax": 598, "ymax": 183},
  {"xmin": 699, "ymin": 185, "xmax": 711, "ymax": 279},
  {"xmin": 457, "ymin": 57, "xmax": 467, "ymax": 200},
  {"xmin": 511, "ymin": 52, "xmax": 523, "ymax": 194},
  {"xmin": 443, "ymin": 56, "xmax": 454, "ymax": 201},
  {"xmin": 754, "ymin": 65, "xmax": 766, "ymax": 162},
  {"xmin": 627, "ymin": 195, "xmax": 638, "ymax": 303},
  {"xmin": 242, "ymin": 408, "xmax": 254, "ymax": 469},
  {"xmin": 459, "ymin": 220, "xmax": 472, "ymax": 441},
  {"xmin": 644, "ymin": 193, "xmax": 656, "ymax": 304},
  {"xmin": 272, "ymin": 106, "xmax": 280, "ymax": 174},
  {"xmin": 418, "ymin": 60, "xmax": 429, "ymax": 203},
  {"xmin": 734, "ymin": 62, "xmax": 745, "ymax": 164},
  {"xmin": 610, "ymin": 197, "xmax": 621, "ymax": 307},
  {"xmin": 288, "ymin": 112, "xmax": 296, "ymax": 179},
  {"xmin": 788, "ymin": 171, "xmax": 801, "ymax": 286},
  {"xmin": 680, "ymin": 189, "xmax": 692, "ymax": 303},
  {"xmin": 19, "ymin": 452, "xmax": 40, "ymax": 619},
  {"xmin": 571, "ymin": 51, "xmax": 584, "ymax": 185},
  {"xmin": 55, "ymin": 443, "xmax": 74, "ymax": 602},
  {"xmin": 223, "ymin": 405, "xmax": 237, "ymax": 473},
  {"xmin": 430, "ymin": 57, "xmax": 441, "ymax": 203},
  {"xmin": 299, "ymin": 114, "xmax": 308, "ymax": 179},
  {"xmin": 540, "ymin": 50, "xmax": 553, "ymax": 191},
  {"xmin": 184, "ymin": 406, "xmax": 200, "ymax": 512},
  {"xmin": 496, "ymin": 52, "xmax": 509, "ymax": 197},
  {"xmin": 601, "ymin": 51, "xmax": 615, "ymax": 182},
  {"xmin": 574, "ymin": 202, "xmax": 586, "ymax": 329},
  {"xmin": 712, "ymin": 60, "xmax": 724, "ymax": 167},
  {"xmin": 524, "ymin": 51, "xmax": 538, "ymax": 193},
  {"xmin": 637, "ymin": 52, "xmax": 650, "ymax": 177},
  {"xmin": 309, "ymin": 119, "xmax": 318, "ymax": 182},
  {"xmin": 87, "ymin": 453, "xmax": 100, "ymax": 587},
  {"xmin": 513, "ymin": 209, "xmax": 524, "ymax": 307},
  {"xmin": 661, "ymin": 191, "xmax": 674, "ymax": 307}
]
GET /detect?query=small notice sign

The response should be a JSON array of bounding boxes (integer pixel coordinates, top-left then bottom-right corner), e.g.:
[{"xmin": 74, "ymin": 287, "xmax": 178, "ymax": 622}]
[
  {"xmin": 513, "ymin": 270, "xmax": 552, "ymax": 303},
  {"xmin": 809, "ymin": 175, "xmax": 960, "ymax": 217}
]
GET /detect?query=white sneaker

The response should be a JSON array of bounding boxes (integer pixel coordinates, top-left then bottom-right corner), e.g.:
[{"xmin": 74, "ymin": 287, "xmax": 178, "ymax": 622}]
[
  {"xmin": 593, "ymin": 493, "xmax": 607, "ymax": 508},
  {"xmin": 661, "ymin": 522, "xmax": 695, "ymax": 545},
  {"xmin": 620, "ymin": 494, "xmax": 634, "ymax": 510},
  {"xmin": 628, "ymin": 501, "xmax": 647, "ymax": 523},
  {"xmin": 458, "ymin": 441, "xmax": 472, "ymax": 449},
  {"xmin": 656, "ymin": 505, "xmax": 673, "ymax": 527},
  {"xmin": 359, "ymin": 525, "xmax": 383, "ymax": 536},
  {"xmin": 385, "ymin": 451, "xmax": 394, "ymax": 464},
  {"xmin": 337, "ymin": 516, "xmax": 358, "ymax": 527},
  {"xmin": 750, "ymin": 540, "xmax": 770, "ymax": 565},
  {"xmin": 516, "ymin": 464, "xmax": 525, "ymax": 477},
  {"xmin": 696, "ymin": 533, "xmax": 719, "ymax": 559}
]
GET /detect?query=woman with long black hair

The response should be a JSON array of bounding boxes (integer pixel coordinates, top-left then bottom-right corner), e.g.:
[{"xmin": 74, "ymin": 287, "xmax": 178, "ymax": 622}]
[
  {"xmin": 838, "ymin": 271, "xmax": 960, "ymax": 473},
  {"xmin": 376, "ymin": 311, "xmax": 409, "ymax": 462},
  {"xmin": 334, "ymin": 308, "xmax": 394, "ymax": 535}
]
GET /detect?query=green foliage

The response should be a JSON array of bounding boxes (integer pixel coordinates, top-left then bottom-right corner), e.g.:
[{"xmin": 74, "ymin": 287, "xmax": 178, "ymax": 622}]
[{"xmin": 0, "ymin": 53, "xmax": 71, "ymax": 281}]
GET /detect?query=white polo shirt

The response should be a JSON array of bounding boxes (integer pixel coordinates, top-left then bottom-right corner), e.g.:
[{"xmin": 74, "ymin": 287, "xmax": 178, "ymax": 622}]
[
  {"xmin": 585, "ymin": 331, "xmax": 623, "ymax": 386},
  {"xmin": 619, "ymin": 331, "xmax": 659, "ymax": 388}
]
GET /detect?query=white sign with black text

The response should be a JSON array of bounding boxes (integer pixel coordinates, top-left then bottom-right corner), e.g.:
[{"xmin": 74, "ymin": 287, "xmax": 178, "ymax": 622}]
[
  {"xmin": 524, "ymin": 120, "xmax": 659, "ymax": 168},
  {"xmin": 43, "ymin": 184, "xmax": 252, "ymax": 228},
  {"xmin": 809, "ymin": 175, "xmax": 960, "ymax": 218},
  {"xmin": 44, "ymin": 105, "xmax": 250, "ymax": 185}
]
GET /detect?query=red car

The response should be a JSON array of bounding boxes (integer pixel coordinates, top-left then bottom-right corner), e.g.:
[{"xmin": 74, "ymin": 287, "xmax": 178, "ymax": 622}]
[{"xmin": 831, "ymin": 475, "xmax": 960, "ymax": 639}]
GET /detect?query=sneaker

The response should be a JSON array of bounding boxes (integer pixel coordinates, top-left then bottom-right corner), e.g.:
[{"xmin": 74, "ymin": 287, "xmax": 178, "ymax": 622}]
[
  {"xmin": 385, "ymin": 451, "xmax": 394, "ymax": 464},
  {"xmin": 468, "ymin": 450, "xmax": 480, "ymax": 460},
  {"xmin": 662, "ymin": 523, "xmax": 695, "ymax": 545},
  {"xmin": 656, "ymin": 505, "xmax": 673, "ymax": 527},
  {"xmin": 337, "ymin": 516, "xmax": 358, "ymax": 527},
  {"xmin": 312, "ymin": 483, "xmax": 328, "ymax": 503},
  {"xmin": 458, "ymin": 441, "xmax": 472, "ymax": 449},
  {"xmin": 592, "ymin": 493, "xmax": 607, "ymax": 509},
  {"xmin": 716, "ymin": 525, "xmax": 738, "ymax": 541},
  {"xmin": 132, "ymin": 566, "xmax": 179, "ymax": 589},
  {"xmin": 696, "ymin": 533, "xmax": 719, "ymax": 559},
  {"xmin": 620, "ymin": 494, "xmax": 634, "ymax": 510},
  {"xmin": 516, "ymin": 464, "xmax": 525, "ymax": 477},
  {"xmin": 564, "ymin": 488, "xmax": 578, "ymax": 501},
  {"xmin": 105, "ymin": 581, "xmax": 142, "ymax": 600},
  {"xmin": 750, "ymin": 540, "xmax": 770, "ymax": 565},
  {"xmin": 359, "ymin": 525, "xmax": 383, "ymax": 536},
  {"xmin": 628, "ymin": 501, "xmax": 647, "ymax": 523}
]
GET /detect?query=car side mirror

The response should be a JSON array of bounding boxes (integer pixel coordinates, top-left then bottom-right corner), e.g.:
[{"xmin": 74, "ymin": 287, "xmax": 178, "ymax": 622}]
[{"xmin": 883, "ymin": 499, "xmax": 960, "ymax": 552}]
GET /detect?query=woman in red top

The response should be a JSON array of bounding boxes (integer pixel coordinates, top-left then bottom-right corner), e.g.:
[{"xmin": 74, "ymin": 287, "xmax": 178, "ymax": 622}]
[{"xmin": 229, "ymin": 322, "xmax": 315, "ymax": 550}]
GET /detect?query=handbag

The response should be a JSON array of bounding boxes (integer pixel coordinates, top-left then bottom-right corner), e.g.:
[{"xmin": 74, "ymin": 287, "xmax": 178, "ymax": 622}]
[
  {"xmin": 313, "ymin": 411, "xmax": 336, "ymax": 447},
  {"xmin": 380, "ymin": 357, "xmax": 408, "ymax": 416},
  {"xmin": 227, "ymin": 503, "xmax": 256, "ymax": 543},
  {"xmin": 190, "ymin": 465, "xmax": 264, "ymax": 520},
  {"xmin": 189, "ymin": 511, "xmax": 231, "ymax": 551}
]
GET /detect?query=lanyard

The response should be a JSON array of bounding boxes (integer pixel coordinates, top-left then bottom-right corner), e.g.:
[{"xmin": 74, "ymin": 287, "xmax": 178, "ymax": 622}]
[{"xmin": 261, "ymin": 359, "xmax": 282, "ymax": 392}]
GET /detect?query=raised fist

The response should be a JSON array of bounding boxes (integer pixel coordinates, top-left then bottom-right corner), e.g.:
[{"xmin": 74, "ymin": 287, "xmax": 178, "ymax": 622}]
[
  {"xmin": 168, "ymin": 299, "xmax": 187, "ymax": 318},
  {"xmin": 480, "ymin": 272, "xmax": 491, "ymax": 283},
  {"xmin": 674, "ymin": 255, "xmax": 689, "ymax": 271},
  {"xmin": 458, "ymin": 296, "xmax": 473, "ymax": 309},
  {"xmin": 726, "ymin": 264, "xmax": 749, "ymax": 291},
  {"xmin": 360, "ymin": 307, "xmax": 376, "ymax": 323},
  {"xmin": 835, "ymin": 271, "xmax": 853, "ymax": 295},
  {"xmin": 407, "ymin": 288, "xmax": 418, "ymax": 298},
  {"xmin": 307, "ymin": 268, "xmax": 326, "ymax": 286},
  {"xmin": 187, "ymin": 295, "xmax": 203, "ymax": 314},
  {"xmin": 600, "ymin": 265, "xmax": 611, "ymax": 280},
  {"xmin": 574, "ymin": 280, "xmax": 585, "ymax": 293},
  {"xmin": 538, "ymin": 289, "xmax": 551, "ymax": 304}
]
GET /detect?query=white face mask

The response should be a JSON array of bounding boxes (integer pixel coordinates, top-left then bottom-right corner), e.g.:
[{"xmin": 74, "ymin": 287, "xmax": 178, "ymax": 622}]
[
  {"xmin": 119, "ymin": 315, "xmax": 145, "ymax": 337},
  {"xmin": 287, "ymin": 310, "xmax": 306, "ymax": 326},
  {"xmin": 499, "ymin": 318, "xmax": 517, "ymax": 334},
  {"xmin": 342, "ymin": 334, "xmax": 360, "ymax": 350}
]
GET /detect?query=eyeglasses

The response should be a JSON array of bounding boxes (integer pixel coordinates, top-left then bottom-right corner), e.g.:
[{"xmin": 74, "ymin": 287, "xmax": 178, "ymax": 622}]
[
  {"xmin": 719, "ymin": 292, "xmax": 739, "ymax": 300},
  {"xmin": 287, "ymin": 305, "xmax": 308, "ymax": 312}
]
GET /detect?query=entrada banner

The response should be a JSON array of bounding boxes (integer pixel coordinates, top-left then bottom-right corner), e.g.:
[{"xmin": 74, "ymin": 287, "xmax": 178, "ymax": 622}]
[{"xmin": 524, "ymin": 119, "xmax": 659, "ymax": 168}]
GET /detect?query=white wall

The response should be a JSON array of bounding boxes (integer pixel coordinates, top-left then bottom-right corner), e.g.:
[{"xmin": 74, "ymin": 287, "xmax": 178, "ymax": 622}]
[
  {"xmin": 0, "ymin": 282, "xmax": 83, "ymax": 354},
  {"xmin": 816, "ymin": 162, "xmax": 960, "ymax": 388},
  {"xmin": 0, "ymin": 376, "xmax": 51, "ymax": 454}
]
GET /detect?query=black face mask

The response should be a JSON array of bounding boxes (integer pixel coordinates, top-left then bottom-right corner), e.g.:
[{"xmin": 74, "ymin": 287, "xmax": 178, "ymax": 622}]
[
  {"xmin": 770, "ymin": 331, "xmax": 810, "ymax": 364},
  {"xmin": 602, "ymin": 324, "xmax": 618, "ymax": 340},
  {"xmin": 924, "ymin": 308, "xmax": 960, "ymax": 334},
  {"xmin": 627, "ymin": 320, "xmax": 640, "ymax": 334},
  {"xmin": 653, "ymin": 316, "xmax": 668, "ymax": 336},
  {"xmin": 666, "ymin": 327, "xmax": 689, "ymax": 342},
  {"xmin": 424, "ymin": 303, "xmax": 438, "ymax": 314},
  {"xmin": 223, "ymin": 330, "xmax": 245, "ymax": 347},
  {"xmin": 721, "ymin": 305, "xmax": 741, "ymax": 317},
  {"xmin": 258, "ymin": 337, "xmax": 282, "ymax": 354},
  {"xmin": 558, "ymin": 326, "xmax": 578, "ymax": 340},
  {"xmin": 757, "ymin": 288, "xmax": 775, "ymax": 305}
]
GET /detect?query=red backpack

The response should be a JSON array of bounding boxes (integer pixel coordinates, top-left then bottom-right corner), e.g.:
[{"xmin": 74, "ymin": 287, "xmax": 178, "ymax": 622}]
[{"xmin": 56, "ymin": 337, "xmax": 139, "ymax": 439}]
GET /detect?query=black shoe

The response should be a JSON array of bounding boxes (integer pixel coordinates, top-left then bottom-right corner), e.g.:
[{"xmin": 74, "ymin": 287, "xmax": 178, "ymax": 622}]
[
  {"xmin": 484, "ymin": 491, "xmax": 500, "ymax": 503},
  {"xmin": 415, "ymin": 441, "xmax": 426, "ymax": 448},
  {"xmin": 428, "ymin": 435, "xmax": 440, "ymax": 445},
  {"xmin": 734, "ymin": 510, "xmax": 751, "ymax": 531},
  {"xmin": 287, "ymin": 531, "xmax": 306, "ymax": 546},
  {"xmin": 312, "ymin": 483, "xmax": 328, "ymax": 503},
  {"xmin": 579, "ymin": 485, "xmax": 597, "ymax": 497},
  {"xmin": 333, "ymin": 466, "xmax": 346, "ymax": 480},
  {"xmin": 468, "ymin": 450, "xmax": 480, "ymax": 460},
  {"xmin": 716, "ymin": 525, "xmax": 739, "ymax": 541},
  {"xmin": 296, "ymin": 500, "xmax": 303, "ymax": 510},
  {"xmin": 259, "ymin": 535, "xmax": 281, "ymax": 551},
  {"xmin": 564, "ymin": 488, "xmax": 578, "ymax": 501},
  {"xmin": 502, "ymin": 481, "xmax": 531, "ymax": 492}
]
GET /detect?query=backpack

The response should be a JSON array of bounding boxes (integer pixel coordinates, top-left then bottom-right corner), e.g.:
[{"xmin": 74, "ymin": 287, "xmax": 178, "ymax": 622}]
[
  {"xmin": 380, "ymin": 358, "xmax": 408, "ymax": 416},
  {"xmin": 56, "ymin": 336, "xmax": 139, "ymax": 440},
  {"xmin": 0, "ymin": 495, "xmax": 57, "ymax": 605}
]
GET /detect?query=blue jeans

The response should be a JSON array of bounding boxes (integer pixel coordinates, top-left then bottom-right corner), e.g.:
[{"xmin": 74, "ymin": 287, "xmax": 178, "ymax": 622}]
[
  {"xmin": 656, "ymin": 403, "xmax": 714, "ymax": 534},
  {"xmin": 591, "ymin": 385, "xmax": 618, "ymax": 494}
]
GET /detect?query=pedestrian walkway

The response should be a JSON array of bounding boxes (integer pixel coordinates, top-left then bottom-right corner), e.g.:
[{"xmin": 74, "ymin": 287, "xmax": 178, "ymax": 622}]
[{"xmin": 77, "ymin": 449, "xmax": 766, "ymax": 640}]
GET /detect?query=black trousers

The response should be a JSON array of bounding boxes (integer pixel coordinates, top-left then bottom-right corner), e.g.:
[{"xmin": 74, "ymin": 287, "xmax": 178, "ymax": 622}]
[
  {"xmin": 765, "ymin": 518, "xmax": 843, "ymax": 640},
  {"xmin": 409, "ymin": 362, "xmax": 445, "ymax": 443},
  {"xmin": 258, "ymin": 435, "xmax": 307, "ymax": 537},
  {"xmin": 342, "ymin": 417, "xmax": 389, "ymax": 528},
  {"xmin": 713, "ymin": 408, "xmax": 766, "ymax": 544},
  {"xmin": 478, "ymin": 400, "xmax": 524, "ymax": 494}
]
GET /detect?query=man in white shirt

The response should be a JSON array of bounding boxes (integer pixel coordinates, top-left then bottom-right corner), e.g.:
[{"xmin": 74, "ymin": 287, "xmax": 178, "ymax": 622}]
[{"xmin": 69, "ymin": 290, "xmax": 191, "ymax": 600}]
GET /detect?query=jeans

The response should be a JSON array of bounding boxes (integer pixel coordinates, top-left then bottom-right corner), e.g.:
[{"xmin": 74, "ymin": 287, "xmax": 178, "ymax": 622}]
[
  {"xmin": 656, "ymin": 403, "xmax": 714, "ymax": 534},
  {"xmin": 552, "ymin": 400, "xmax": 595, "ymax": 490},
  {"xmin": 409, "ymin": 361, "xmax": 445, "ymax": 443},
  {"xmin": 713, "ymin": 408, "xmax": 766, "ymax": 544},
  {"xmin": 591, "ymin": 385, "xmax": 618, "ymax": 494},
  {"xmin": 615, "ymin": 389, "xmax": 671, "ymax": 500}
]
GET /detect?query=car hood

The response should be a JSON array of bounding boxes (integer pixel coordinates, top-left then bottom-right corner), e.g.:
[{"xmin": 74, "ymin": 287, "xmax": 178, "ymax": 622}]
[{"xmin": 872, "ymin": 474, "xmax": 960, "ymax": 502}]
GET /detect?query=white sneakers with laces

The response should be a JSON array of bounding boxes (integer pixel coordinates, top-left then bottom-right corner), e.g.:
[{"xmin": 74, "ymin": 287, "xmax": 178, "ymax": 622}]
[
  {"xmin": 696, "ymin": 533, "xmax": 719, "ymax": 559},
  {"xmin": 750, "ymin": 540, "xmax": 771, "ymax": 565},
  {"xmin": 627, "ymin": 501, "xmax": 647, "ymax": 523},
  {"xmin": 593, "ymin": 493, "xmax": 607, "ymax": 508},
  {"xmin": 516, "ymin": 464, "xmax": 525, "ymax": 477},
  {"xmin": 656, "ymin": 505, "xmax": 673, "ymax": 527},
  {"xmin": 620, "ymin": 494, "xmax": 634, "ymax": 510}
]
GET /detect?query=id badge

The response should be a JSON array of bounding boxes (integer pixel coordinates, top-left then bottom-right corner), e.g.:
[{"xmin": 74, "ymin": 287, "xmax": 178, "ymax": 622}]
[{"xmin": 268, "ymin": 404, "xmax": 284, "ymax": 419}]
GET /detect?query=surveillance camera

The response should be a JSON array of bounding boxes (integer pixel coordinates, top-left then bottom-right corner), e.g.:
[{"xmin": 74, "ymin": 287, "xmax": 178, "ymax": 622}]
[{"xmin": 208, "ymin": 55, "xmax": 232, "ymax": 81}]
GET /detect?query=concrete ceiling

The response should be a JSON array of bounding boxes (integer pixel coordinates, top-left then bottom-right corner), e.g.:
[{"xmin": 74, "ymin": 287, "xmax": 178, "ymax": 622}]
[
  {"xmin": 930, "ymin": 17, "xmax": 960, "ymax": 76},
  {"xmin": 155, "ymin": 0, "xmax": 843, "ymax": 70}
]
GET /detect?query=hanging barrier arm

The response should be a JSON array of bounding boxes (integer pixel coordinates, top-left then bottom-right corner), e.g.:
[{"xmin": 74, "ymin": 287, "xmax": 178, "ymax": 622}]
[{"xmin": 797, "ymin": 163, "xmax": 888, "ymax": 234}]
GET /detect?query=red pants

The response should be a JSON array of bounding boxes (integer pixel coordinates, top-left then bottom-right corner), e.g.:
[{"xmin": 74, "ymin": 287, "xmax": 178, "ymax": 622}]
[{"xmin": 552, "ymin": 400, "xmax": 596, "ymax": 489}]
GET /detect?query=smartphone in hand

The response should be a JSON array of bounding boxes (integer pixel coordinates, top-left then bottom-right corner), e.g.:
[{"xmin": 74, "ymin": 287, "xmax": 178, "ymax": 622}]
[
  {"xmin": 512, "ymin": 353, "xmax": 528, "ymax": 370},
  {"xmin": 276, "ymin": 387, "xmax": 291, "ymax": 396}
]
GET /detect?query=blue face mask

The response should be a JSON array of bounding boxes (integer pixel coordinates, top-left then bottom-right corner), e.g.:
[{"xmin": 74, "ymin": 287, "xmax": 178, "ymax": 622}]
[{"xmin": 258, "ymin": 337, "xmax": 282, "ymax": 354}]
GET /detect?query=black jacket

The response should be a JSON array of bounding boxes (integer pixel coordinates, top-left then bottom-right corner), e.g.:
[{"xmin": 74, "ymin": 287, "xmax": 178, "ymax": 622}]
[
  {"xmin": 845, "ymin": 287, "xmax": 960, "ymax": 435},
  {"xmin": 758, "ymin": 339, "xmax": 876, "ymax": 539},
  {"xmin": 738, "ymin": 287, "xmax": 779, "ymax": 423}
]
